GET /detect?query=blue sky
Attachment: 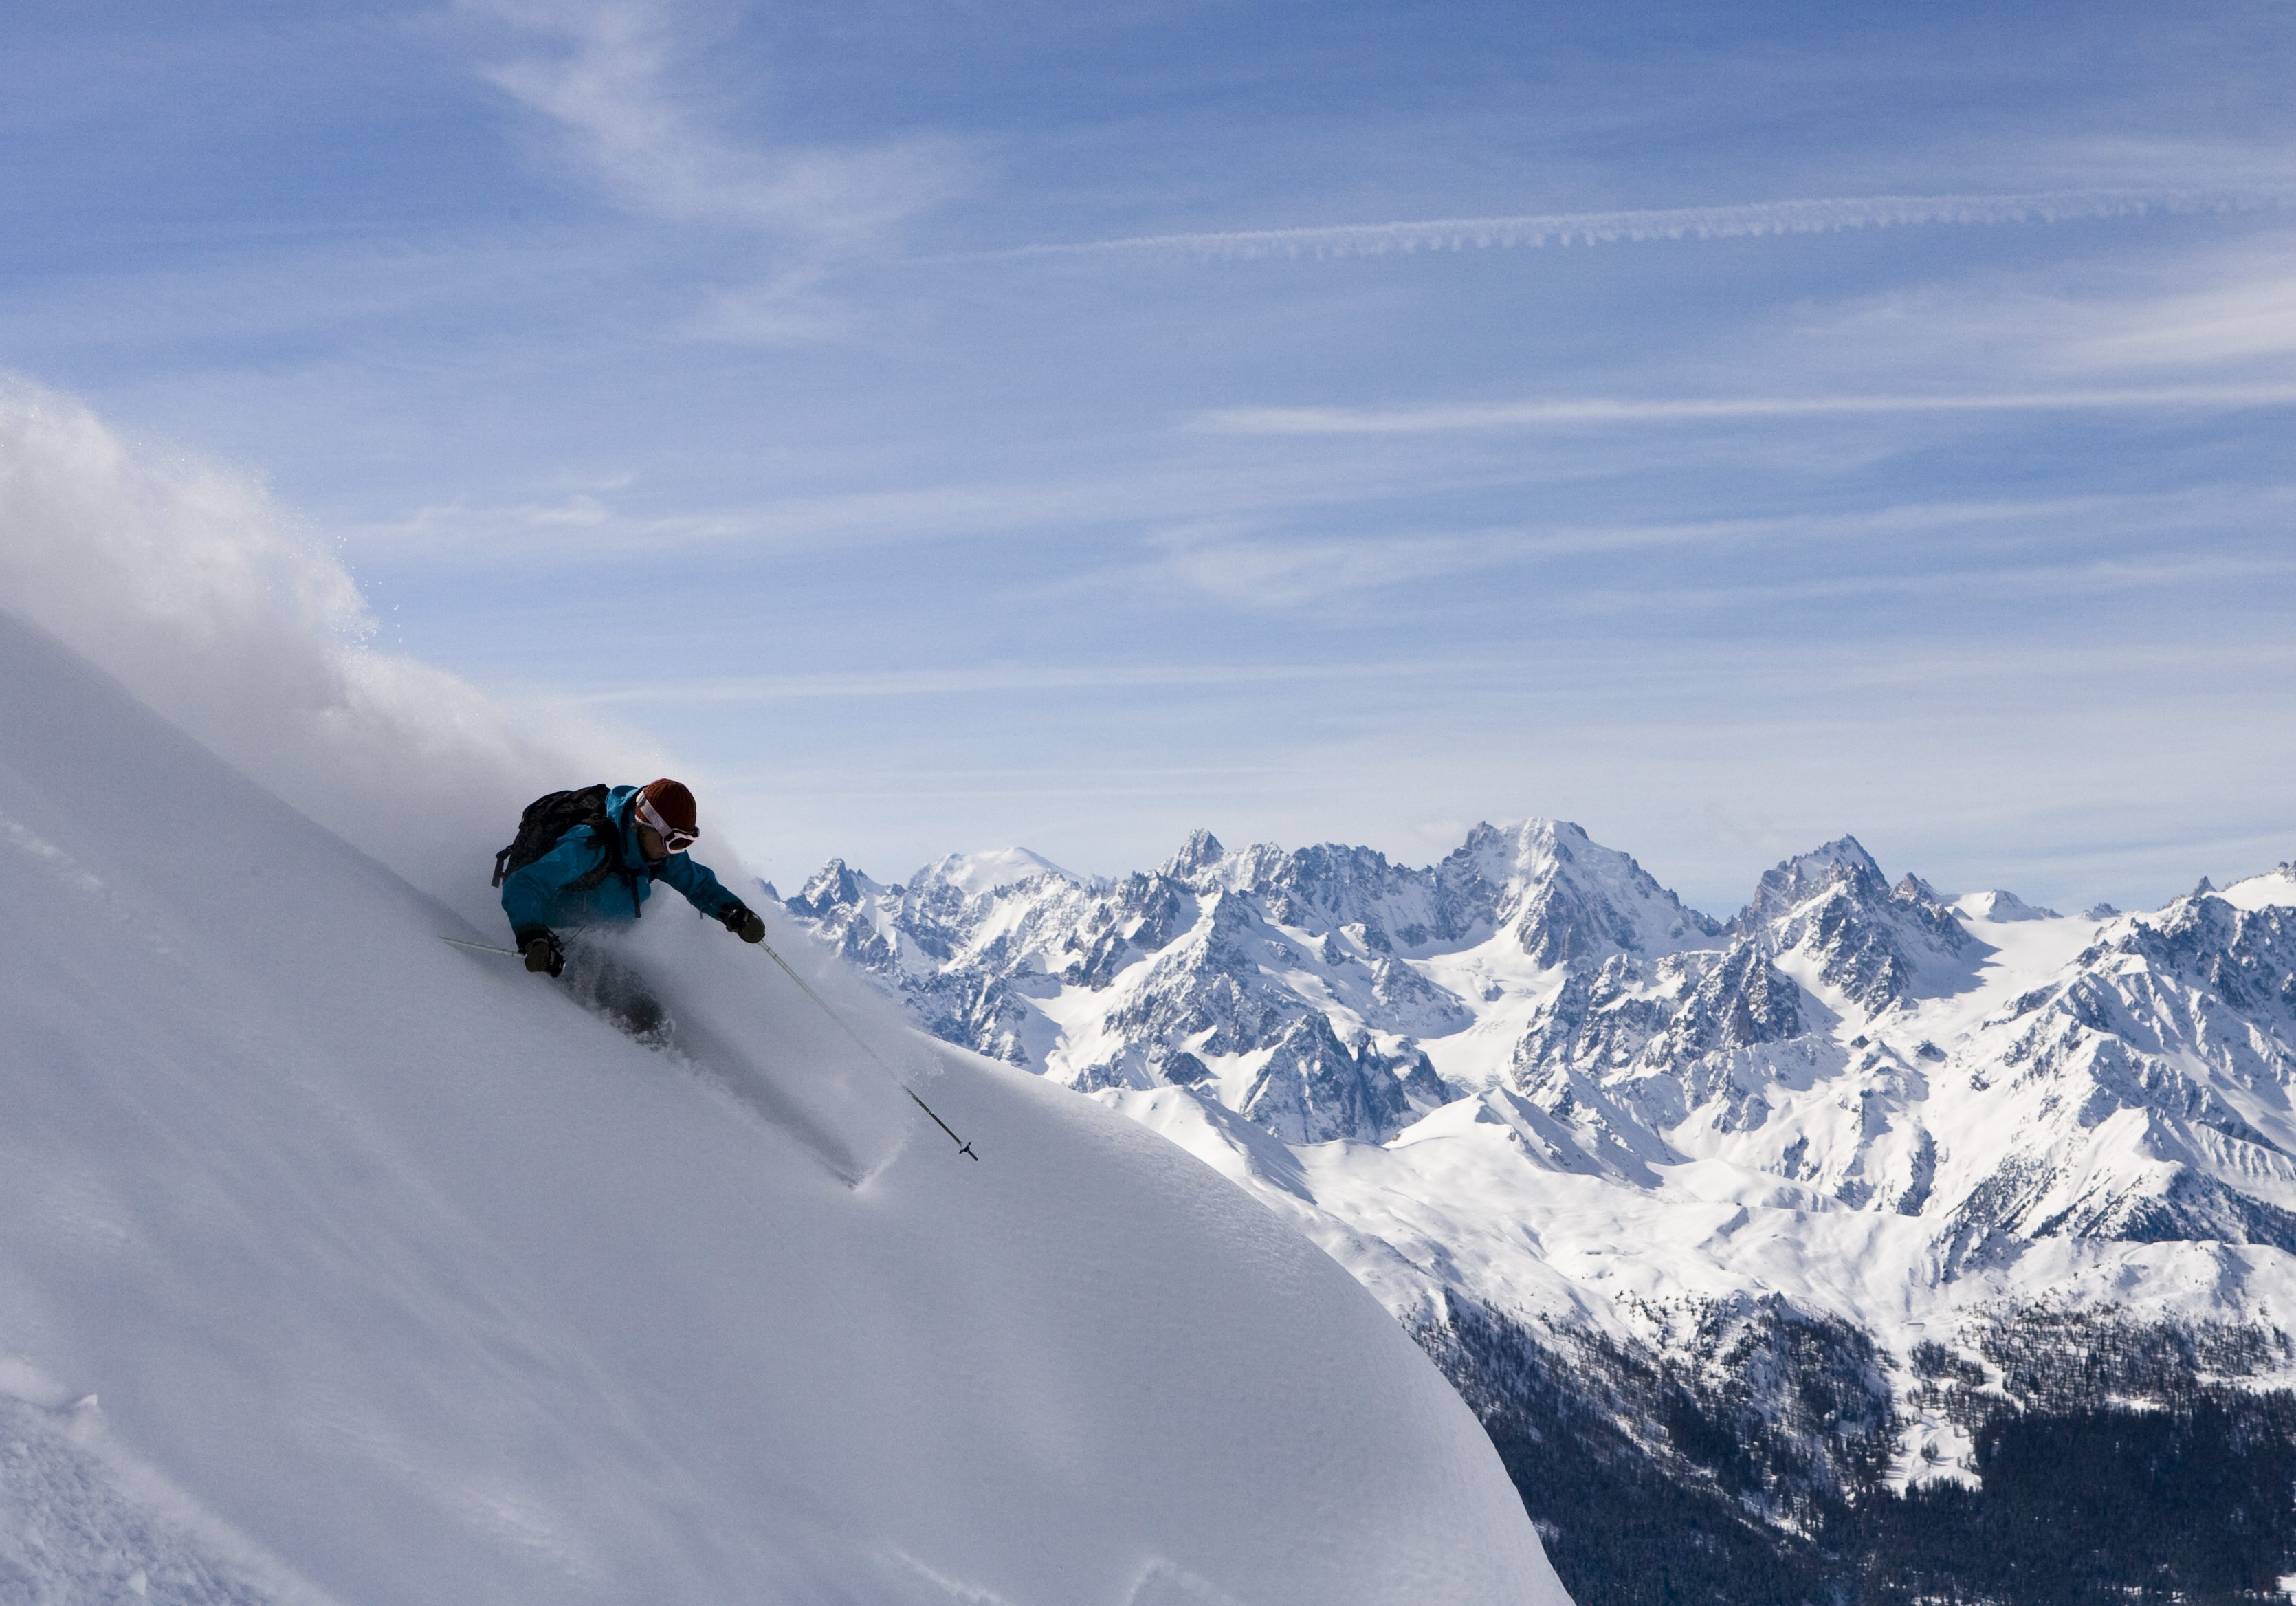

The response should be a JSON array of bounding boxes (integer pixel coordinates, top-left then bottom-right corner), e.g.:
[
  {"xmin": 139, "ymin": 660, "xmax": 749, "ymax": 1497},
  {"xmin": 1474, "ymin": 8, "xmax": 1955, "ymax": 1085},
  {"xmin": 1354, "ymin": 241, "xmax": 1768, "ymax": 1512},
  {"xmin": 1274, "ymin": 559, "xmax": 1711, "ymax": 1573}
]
[{"xmin": 6, "ymin": 0, "xmax": 2295, "ymax": 914}]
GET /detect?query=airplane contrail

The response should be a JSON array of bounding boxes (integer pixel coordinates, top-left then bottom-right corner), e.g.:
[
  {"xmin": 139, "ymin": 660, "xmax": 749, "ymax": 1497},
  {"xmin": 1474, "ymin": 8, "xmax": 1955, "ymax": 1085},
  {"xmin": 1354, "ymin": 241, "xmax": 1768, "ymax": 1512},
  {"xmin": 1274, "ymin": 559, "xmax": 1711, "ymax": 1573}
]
[{"xmin": 1000, "ymin": 186, "xmax": 2292, "ymax": 262}]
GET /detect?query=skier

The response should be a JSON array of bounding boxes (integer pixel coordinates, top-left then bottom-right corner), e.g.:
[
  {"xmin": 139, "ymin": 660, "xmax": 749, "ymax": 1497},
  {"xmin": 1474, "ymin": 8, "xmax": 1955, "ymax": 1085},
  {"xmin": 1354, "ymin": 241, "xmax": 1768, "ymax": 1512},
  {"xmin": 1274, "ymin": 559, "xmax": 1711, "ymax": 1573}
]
[{"xmin": 494, "ymin": 778, "xmax": 767, "ymax": 977}]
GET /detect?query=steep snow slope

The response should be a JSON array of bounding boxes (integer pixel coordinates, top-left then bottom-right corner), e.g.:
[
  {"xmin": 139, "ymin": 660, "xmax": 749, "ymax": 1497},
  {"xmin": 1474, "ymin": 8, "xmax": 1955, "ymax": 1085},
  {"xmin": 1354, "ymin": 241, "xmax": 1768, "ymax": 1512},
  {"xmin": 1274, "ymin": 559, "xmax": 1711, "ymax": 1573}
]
[{"xmin": 0, "ymin": 608, "xmax": 1565, "ymax": 1606}]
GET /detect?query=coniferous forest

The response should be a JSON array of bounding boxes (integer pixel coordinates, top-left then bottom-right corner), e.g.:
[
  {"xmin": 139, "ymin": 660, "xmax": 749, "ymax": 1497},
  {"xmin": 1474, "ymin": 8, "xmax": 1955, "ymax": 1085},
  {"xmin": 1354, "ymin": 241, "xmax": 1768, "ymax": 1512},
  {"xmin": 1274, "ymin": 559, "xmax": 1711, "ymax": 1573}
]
[{"xmin": 1424, "ymin": 1300, "xmax": 2296, "ymax": 1605}]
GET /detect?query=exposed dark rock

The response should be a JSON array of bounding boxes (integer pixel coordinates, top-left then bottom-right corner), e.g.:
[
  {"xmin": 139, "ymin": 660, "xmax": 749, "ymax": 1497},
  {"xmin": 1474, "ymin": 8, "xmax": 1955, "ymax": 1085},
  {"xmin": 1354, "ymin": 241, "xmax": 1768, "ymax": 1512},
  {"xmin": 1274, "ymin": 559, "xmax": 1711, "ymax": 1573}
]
[
  {"xmin": 1239, "ymin": 1012, "xmax": 1417, "ymax": 1143},
  {"xmin": 1735, "ymin": 837, "xmax": 1967, "ymax": 1013},
  {"xmin": 1643, "ymin": 941, "xmax": 1804, "ymax": 1062}
]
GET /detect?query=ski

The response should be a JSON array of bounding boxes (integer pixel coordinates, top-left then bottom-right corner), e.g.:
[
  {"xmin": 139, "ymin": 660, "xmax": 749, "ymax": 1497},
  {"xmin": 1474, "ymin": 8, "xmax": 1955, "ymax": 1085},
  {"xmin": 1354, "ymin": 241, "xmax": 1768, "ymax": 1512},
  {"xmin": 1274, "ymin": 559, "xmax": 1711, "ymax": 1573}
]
[
  {"xmin": 440, "ymin": 934, "xmax": 872, "ymax": 1189},
  {"xmin": 443, "ymin": 932, "xmax": 969, "ymax": 1174}
]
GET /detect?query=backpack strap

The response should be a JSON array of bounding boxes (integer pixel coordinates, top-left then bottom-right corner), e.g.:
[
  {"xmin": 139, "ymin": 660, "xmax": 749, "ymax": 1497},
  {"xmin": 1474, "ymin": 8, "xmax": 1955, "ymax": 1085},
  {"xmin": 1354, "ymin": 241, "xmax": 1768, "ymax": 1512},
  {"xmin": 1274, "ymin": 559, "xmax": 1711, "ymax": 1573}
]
[
  {"xmin": 560, "ymin": 800, "xmax": 648, "ymax": 918},
  {"xmin": 608, "ymin": 800, "xmax": 645, "ymax": 918}
]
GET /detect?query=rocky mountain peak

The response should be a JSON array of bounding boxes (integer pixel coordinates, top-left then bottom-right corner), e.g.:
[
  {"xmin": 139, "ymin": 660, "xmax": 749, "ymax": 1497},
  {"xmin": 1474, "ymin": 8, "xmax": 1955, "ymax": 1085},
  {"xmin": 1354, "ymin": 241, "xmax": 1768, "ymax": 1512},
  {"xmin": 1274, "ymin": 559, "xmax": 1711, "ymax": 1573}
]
[
  {"xmin": 1439, "ymin": 820, "xmax": 1721, "ymax": 962},
  {"xmin": 791, "ymin": 857, "xmax": 869, "ymax": 916},
  {"xmin": 1161, "ymin": 828, "xmax": 1227, "ymax": 883},
  {"xmin": 1738, "ymin": 836, "xmax": 1888, "ymax": 926},
  {"xmin": 1444, "ymin": 818, "xmax": 1575, "ymax": 899},
  {"xmin": 1735, "ymin": 838, "xmax": 1967, "ymax": 1013}
]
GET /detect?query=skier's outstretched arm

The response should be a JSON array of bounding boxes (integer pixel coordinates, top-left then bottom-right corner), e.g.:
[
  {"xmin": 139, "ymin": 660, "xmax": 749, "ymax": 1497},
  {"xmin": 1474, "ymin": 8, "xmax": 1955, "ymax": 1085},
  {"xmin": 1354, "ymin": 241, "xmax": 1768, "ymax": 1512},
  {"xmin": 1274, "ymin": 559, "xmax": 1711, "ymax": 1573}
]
[{"xmin": 659, "ymin": 853, "xmax": 765, "ymax": 942}]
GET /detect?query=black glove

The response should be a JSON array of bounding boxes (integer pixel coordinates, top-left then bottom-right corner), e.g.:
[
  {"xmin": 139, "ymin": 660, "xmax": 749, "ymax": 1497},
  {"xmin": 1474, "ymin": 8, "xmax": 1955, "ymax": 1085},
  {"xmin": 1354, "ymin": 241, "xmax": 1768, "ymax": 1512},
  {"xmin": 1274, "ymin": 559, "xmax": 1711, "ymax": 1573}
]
[
  {"xmin": 722, "ymin": 903, "xmax": 766, "ymax": 944},
  {"xmin": 517, "ymin": 927, "xmax": 564, "ymax": 977}
]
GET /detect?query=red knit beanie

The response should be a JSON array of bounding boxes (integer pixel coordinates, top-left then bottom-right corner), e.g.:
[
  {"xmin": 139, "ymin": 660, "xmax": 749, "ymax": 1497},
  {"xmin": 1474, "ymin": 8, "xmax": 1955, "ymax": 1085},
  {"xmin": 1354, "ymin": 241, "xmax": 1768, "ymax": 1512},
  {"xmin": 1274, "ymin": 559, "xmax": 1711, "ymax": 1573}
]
[{"xmin": 639, "ymin": 778, "xmax": 698, "ymax": 835}]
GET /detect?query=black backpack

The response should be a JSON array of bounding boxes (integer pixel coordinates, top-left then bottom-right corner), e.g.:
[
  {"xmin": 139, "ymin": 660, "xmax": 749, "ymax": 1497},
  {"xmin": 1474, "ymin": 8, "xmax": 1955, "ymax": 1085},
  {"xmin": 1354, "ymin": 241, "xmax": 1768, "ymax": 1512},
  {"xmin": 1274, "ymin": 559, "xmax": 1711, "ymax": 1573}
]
[{"xmin": 492, "ymin": 784, "xmax": 643, "ymax": 915}]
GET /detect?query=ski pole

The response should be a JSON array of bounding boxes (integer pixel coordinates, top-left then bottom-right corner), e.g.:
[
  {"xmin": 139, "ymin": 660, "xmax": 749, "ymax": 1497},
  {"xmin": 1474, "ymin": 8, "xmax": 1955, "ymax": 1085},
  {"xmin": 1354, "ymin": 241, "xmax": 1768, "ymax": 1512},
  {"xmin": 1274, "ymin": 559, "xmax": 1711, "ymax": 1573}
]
[
  {"xmin": 754, "ymin": 937, "xmax": 980, "ymax": 1163},
  {"xmin": 439, "ymin": 936, "xmax": 522, "ymax": 957}
]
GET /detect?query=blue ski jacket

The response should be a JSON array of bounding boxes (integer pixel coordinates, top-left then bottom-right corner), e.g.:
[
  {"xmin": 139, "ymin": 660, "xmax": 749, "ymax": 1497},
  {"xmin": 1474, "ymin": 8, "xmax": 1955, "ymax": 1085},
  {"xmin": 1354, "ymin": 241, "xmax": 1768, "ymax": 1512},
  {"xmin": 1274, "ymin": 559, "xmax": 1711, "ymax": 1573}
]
[{"xmin": 500, "ymin": 784, "xmax": 746, "ymax": 940}]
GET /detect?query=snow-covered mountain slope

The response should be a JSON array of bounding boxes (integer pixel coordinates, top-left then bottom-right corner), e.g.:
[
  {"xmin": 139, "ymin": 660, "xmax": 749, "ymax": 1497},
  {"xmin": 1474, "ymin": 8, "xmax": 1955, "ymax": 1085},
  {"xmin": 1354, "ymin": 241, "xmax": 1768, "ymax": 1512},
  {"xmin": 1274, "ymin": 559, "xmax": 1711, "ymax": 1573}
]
[
  {"xmin": 0, "ymin": 607, "xmax": 1565, "ymax": 1606},
  {"xmin": 780, "ymin": 819, "xmax": 2296, "ymax": 1577}
]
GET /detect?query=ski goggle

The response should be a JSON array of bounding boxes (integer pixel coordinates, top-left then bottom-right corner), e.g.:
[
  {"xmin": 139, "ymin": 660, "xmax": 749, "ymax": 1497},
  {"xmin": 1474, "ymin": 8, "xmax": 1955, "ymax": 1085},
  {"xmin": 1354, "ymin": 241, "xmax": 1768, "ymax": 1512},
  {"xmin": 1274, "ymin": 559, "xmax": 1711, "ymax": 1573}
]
[{"xmin": 634, "ymin": 793, "xmax": 698, "ymax": 852}]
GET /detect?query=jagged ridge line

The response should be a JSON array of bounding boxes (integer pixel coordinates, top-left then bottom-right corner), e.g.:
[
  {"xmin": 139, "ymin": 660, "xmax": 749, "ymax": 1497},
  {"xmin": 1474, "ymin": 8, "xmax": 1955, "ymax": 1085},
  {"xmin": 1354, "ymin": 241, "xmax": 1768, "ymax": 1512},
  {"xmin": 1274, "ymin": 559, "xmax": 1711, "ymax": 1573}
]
[{"xmin": 1001, "ymin": 186, "xmax": 2294, "ymax": 261}]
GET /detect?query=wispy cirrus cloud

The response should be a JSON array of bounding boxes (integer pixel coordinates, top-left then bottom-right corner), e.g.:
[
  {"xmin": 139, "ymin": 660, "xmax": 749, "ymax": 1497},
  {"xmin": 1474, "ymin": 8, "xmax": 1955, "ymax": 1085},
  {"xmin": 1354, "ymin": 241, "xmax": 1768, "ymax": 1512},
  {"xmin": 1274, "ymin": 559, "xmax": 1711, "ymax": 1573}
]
[
  {"xmin": 2073, "ymin": 260, "xmax": 2296, "ymax": 370},
  {"xmin": 467, "ymin": 0, "xmax": 967, "ymax": 340},
  {"xmin": 1132, "ymin": 522, "xmax": 1485, "ymax": 610},
  {"xmin": 981, "ymin": 485, "xmax": 2289, "ymax": 619},
  {"xmin": 999, "ymin": 186, "xmax": 2294, "ymax": 263},
  {"xmin": 1758, "ymin": 219, "xmax": 2296, "ymax": 386},
  {"xmin": 1195, "ymin": 382, "xmax": 2296, "ymax": 435},
  {"xmin": 544, "ymin": 634, "xmax": 2296, "ymax": 713},
  {"xmin": 561, "ymin": 657, "xmax": 1444, "ymax": 705},
  {"xmin": 346, "ymin": 449, "xmax": 1538, "ymax": 564}
]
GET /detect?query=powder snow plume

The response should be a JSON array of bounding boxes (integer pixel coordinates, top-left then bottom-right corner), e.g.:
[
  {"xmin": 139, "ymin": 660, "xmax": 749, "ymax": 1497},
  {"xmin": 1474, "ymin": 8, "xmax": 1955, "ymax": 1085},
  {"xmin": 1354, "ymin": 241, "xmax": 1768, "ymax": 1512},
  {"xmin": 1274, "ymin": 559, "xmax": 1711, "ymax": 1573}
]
[{"xmin": 0, "ymin": 378, "xmax": 641, "ymax": 926}]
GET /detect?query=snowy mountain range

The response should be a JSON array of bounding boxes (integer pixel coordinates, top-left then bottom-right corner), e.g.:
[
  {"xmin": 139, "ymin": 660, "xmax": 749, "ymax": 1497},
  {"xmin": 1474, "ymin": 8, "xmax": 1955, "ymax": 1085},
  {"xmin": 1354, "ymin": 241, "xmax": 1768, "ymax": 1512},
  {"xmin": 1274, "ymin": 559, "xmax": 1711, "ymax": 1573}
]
[{"xmin": 778, "ymin": 822, "xmax": 2296, "ymax": 1600}]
